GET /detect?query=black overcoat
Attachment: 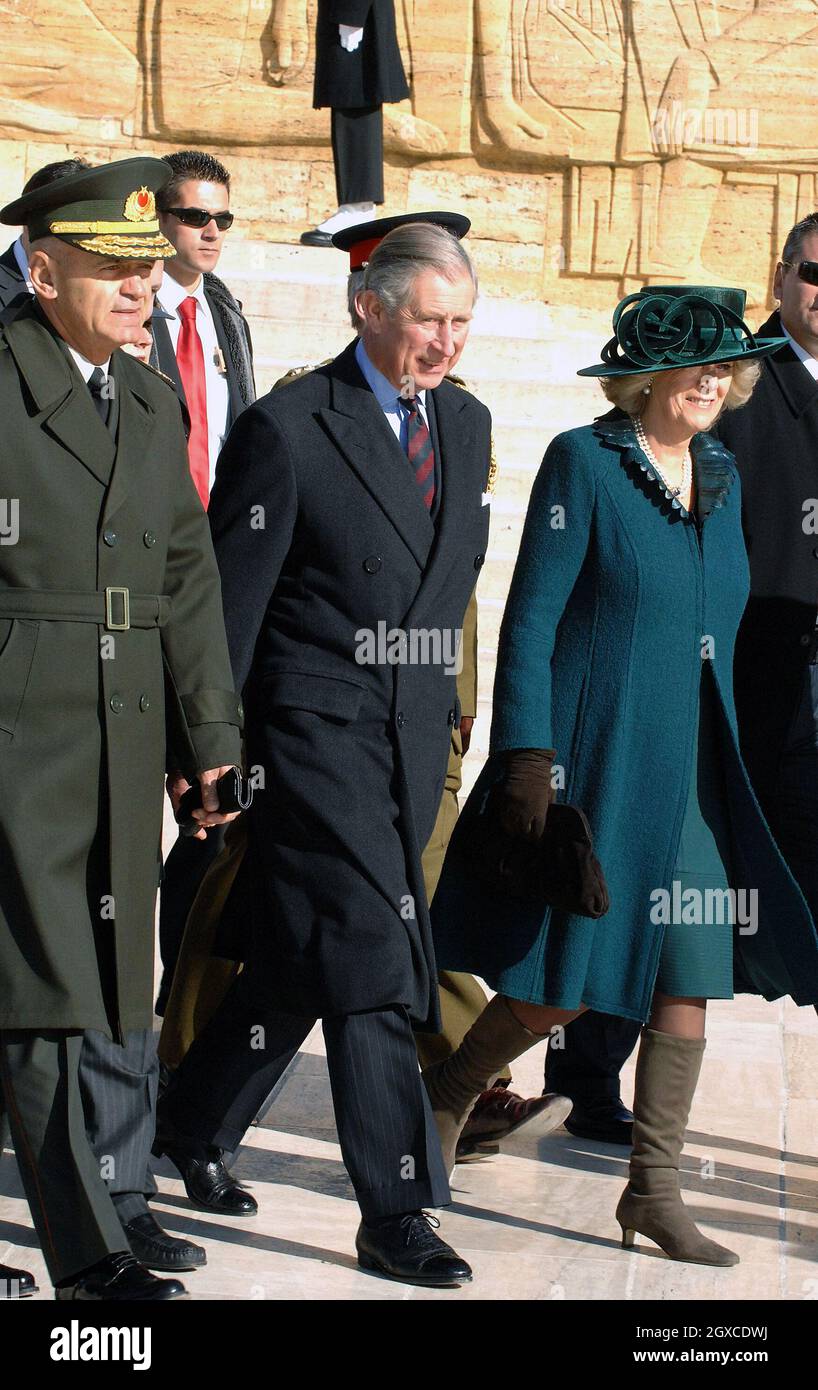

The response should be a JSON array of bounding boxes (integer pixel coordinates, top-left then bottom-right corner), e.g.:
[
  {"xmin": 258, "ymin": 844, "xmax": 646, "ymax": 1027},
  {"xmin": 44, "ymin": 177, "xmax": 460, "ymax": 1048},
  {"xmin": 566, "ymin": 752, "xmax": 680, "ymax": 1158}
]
[
  {"xmin": 0, "ymin": 242, "xmax": 27, "ymax": 320},
  {"xmin": 208, "ymin": 340, "xmax": 491, "ymax": 1028},
  {"xmin": 715, "ymin": 311, "xmax": 818, "ymax": 807},
  {"xmin": 313, "ymin": 0, "xmax": 409, "ymax": 110},
  {"xmin": 0, "ymin": 302, "xmax": 242, "ymax": 1036}
]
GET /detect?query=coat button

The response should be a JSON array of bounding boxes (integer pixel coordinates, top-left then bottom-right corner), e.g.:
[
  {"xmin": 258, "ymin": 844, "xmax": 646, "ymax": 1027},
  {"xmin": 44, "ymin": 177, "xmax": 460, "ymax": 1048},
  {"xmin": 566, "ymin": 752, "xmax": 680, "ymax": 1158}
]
[
  {"xmin": 813, "ymin": 547, "xmax": 818, "ymax": 559},
  {"xmin": 396, "ymin": 711, "xmax": 406, "ymax": 729},
  {"xmin": 237, "ymin": 700, "xmax": 244, "ymax": 721},
  {"xmin": 110, "ymin": 693, "xmax": 124, "ymax": 713},
  {"xmin": 143, "ymin": 529, "xmax": 157, "ymax": 548},
  {"xmin": 139, "ymin": 694, "xmax": 151, "ymax": 712},
  {"xmin": 103, "ymin": 528, "xmax": 118, "ymax": 546},
  {"xmin": 474, "ymin": 553, "xmax": 485, "ymax": 569},
  {"xmin": 447, "ymin": 708, "xmax": 456, "ymax": 726},
  {"xmin": 800, "ymin": 634, "xmax": 812, "ymax": 646},
  {"xmin": 363, "ymin": 555, "xmax": 382, "ymax": 574}
]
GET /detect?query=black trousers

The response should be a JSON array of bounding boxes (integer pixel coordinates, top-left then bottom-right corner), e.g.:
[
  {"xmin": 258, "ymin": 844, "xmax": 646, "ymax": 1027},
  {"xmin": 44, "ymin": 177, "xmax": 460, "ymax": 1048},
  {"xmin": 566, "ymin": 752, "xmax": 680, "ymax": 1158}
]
[
  {"xmin": 331, "ymin": 105, "xmax": 384, "ymax": 205},
  {"xmin": 156, "ymin": 826, "xmax": 225, "ymax": 1016},
  {"xmin": 0, "ymin": 1031, "xmax": 129, "ymax": 1284},
  {"xmin": 162, "ymin": 969, "xmax": 450, "ymax": 1221},
  {"xmin": 79, "ymin": 1028, "xmax": 159, "ymax": 1223},
  {"xmin": 545, "ymin": 1010, "xmax": 641, "ymax": 1102}
]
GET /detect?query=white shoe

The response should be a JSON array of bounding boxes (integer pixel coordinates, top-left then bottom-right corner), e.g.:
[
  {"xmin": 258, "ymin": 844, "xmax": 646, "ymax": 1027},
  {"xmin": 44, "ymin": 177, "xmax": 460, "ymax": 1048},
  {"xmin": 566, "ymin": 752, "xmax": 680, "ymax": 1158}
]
[{"xmin": 315, "ymin": 202, "xmax": 375, "ymax": 235}]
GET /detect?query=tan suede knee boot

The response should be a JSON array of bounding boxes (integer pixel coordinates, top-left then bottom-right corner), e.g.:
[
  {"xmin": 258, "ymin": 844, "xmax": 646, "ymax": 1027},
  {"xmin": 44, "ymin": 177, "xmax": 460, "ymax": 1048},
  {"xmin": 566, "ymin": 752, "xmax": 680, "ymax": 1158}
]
[
  {"xmin": 615, "ymin": 1028, "xmax": 739, "ymax": 1266},
  {"xmin": 422, "ymin": 995, "xmax": 572, "ymax": 1177}
]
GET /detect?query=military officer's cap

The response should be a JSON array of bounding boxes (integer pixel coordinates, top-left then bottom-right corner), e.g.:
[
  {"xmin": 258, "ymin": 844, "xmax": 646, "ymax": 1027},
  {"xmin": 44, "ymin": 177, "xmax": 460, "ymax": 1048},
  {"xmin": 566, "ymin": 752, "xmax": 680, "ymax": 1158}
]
[
  {"xmin": 0, "ymin": 156, "xmax": 176, "ymax": 259},
  {"xmin": 333, "ymin": 211, "xmax": 471, "ymax": 269}
]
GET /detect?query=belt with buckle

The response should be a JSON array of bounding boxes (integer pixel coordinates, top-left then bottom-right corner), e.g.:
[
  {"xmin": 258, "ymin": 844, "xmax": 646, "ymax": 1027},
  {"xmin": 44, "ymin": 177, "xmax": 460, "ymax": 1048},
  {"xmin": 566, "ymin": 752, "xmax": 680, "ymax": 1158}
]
[{"xmin": 0, "ymin": 587, "xmax": 170, "ymax": 632}]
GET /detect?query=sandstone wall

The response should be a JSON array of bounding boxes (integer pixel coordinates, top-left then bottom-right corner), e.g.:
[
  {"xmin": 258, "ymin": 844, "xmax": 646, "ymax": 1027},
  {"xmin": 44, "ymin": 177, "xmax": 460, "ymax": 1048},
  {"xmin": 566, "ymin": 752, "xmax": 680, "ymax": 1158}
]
[{"xmin": 2, "ymin": 1, "xmax": 817, "ymax": 312}]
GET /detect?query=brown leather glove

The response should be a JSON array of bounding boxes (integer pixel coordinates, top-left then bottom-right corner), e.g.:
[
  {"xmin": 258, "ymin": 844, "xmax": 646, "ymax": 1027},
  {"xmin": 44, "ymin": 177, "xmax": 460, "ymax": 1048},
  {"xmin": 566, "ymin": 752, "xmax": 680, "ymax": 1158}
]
[{"xmin": 496, "ymin": 747, "xmax": 556, "ymax": 840}]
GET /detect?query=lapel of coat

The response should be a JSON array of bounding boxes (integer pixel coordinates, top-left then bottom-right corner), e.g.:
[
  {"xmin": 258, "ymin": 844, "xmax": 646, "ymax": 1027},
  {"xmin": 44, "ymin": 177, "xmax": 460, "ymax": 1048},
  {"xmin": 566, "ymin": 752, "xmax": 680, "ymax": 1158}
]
[
  {"xmin": 101, "ymin": 351, "xmax": 157, "ymax": 525},
  {"xmin": 151, "ymin": 308, "xmax": 188, "ymax": 409},
  {"xmin": 404, "ymin": 376, "xmax": 475, "ymax": 615},
  {"xmin": 3, "ymin": 304, "xmax": 116, "ymax": 486},
  {"xmin": 318, "ymin": 340, "xmax": 436, "ymax": 569},
  {"xmin": 756, "ymin": 309, "xmax": 818, "ymax": 421},
  {"xmin": 206, "ymin": 286, "xmax": 243, "ymax": 426}
]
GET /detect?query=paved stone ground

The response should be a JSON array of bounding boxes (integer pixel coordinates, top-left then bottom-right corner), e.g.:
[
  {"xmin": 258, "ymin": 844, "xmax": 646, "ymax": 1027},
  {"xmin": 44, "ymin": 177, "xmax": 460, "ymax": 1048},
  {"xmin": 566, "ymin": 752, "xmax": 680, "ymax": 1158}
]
[{"xmin": 2, "ymin": 989, "xmax": 816, "ymax": 1302}]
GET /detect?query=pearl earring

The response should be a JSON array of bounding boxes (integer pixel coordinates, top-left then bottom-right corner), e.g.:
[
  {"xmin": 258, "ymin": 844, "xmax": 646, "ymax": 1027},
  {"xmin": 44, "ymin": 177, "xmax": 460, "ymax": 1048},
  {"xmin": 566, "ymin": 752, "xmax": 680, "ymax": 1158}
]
[{"xmin": 642, "ymin": 378, "xmax": 653, "ymax": 396}]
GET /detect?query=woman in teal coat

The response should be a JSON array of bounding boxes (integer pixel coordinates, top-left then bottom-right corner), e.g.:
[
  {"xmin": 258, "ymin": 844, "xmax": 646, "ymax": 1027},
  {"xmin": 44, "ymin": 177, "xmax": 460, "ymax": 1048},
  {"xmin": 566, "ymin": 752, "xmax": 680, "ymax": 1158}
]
[{"xmin": 425, "ymin": 286, "xmax": 818, "ymax": 1267}]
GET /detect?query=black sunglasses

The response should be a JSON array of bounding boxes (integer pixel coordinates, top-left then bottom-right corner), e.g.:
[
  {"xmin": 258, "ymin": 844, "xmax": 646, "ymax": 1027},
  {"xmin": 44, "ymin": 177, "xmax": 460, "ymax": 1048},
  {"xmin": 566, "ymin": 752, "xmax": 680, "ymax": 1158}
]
[
  {"xmin": 782, "ymin": 259, "xmax": 818, "ymax": 286},
  {"xmin": 166, "ymin": 207, "xmax": 234, "ymax": 231}
]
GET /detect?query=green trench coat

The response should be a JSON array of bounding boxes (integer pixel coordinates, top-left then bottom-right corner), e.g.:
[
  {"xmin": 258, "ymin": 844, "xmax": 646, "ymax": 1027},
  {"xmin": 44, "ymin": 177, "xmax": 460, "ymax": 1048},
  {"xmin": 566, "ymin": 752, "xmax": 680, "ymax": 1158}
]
[{"xmin": 0, "ymin": 304, "xmax": 242, "ymax": 1037}]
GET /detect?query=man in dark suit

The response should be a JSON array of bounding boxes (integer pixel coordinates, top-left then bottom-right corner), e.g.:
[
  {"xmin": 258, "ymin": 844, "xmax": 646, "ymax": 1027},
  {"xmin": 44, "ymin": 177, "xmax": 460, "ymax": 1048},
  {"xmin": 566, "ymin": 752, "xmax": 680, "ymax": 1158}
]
[
  {"xmin": 301, "ymin": 0, "xmax": 409, "ymax": 246},
  {"xmin": 158, "ymin": 218, "xmax": 489, "ymax": 1287},
  {"xmin": 716, "ymin": 213, "xmax": 818, "ymax": 958},
  {"xmin": 152, "ymin": 149, "xmax": 255, "ymax": 1018},
  {"xmin": 0, "ymin": 157, "xmax": 243, "ymax": 1299}
]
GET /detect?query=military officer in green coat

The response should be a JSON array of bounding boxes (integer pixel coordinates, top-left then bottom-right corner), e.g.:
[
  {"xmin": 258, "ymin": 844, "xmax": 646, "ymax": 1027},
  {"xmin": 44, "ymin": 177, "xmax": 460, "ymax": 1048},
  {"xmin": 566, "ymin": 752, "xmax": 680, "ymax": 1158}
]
[{"xmin": 0, "ymin": 157, "xmax": 242, "ymax": 1300}]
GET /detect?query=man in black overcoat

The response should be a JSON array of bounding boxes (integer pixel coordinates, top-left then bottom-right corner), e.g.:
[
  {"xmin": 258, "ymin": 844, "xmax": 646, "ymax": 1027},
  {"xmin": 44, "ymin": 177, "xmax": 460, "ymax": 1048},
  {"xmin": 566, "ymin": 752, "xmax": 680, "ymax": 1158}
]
[
  {"xmin": 715, "ymin": 214, "xmax": 818, "ymax": 956},
  {"xmin": 158, "ymin": 219, "xmax": 490, "ymax": 1287},
  {"xmin": 301, "ymin": 0, "xmax": 409, "ymax": 245}
]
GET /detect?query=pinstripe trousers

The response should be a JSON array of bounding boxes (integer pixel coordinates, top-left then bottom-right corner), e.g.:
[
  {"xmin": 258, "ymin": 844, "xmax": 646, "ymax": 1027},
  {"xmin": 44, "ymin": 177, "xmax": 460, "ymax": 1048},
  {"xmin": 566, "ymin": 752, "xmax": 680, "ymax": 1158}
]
[
  {"xmin": 79, "ymin": 1028, "xmax": 159, "ymax": 1224},
  {"xmin": 0, "ymin": 1032, "xmax": 130, "ymax": 1284},
  {"xmin": 162, "ymin": 984, "xmax": 451, "ymax": 1221}
]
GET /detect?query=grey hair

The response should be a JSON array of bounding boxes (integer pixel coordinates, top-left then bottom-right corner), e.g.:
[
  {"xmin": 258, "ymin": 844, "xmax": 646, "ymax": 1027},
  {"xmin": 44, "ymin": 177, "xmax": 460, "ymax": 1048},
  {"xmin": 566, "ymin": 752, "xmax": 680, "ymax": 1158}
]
[
  {"xmin": 347, "ymin": 268, "xmax": 365, "ymax": 330},
  {"xmin": 782, "ymin": 211, "xmax": 818, "ymax": 269},
  {"xmin": 600, "ymin": 359, "xmax": 762, "ymax": 417},
  {"xmin": 356, "ymin": 223, "xmax": 477, "ymax": 322}
]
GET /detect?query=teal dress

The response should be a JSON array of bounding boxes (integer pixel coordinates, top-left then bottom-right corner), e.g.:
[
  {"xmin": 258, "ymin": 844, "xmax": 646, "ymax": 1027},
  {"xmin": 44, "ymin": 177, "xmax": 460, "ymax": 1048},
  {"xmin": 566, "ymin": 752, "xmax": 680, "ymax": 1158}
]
[{"xmin": 655, "ymin": 664, "xmax": 735, "ymax": 997}]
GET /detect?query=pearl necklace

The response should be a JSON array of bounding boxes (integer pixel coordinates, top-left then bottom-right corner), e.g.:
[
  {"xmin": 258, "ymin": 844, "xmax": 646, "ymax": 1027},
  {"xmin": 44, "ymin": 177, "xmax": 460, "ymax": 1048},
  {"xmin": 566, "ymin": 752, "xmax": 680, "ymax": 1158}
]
[{"xmin": 633, "ymin": 415, "xmax": 692, "ymax": 508}]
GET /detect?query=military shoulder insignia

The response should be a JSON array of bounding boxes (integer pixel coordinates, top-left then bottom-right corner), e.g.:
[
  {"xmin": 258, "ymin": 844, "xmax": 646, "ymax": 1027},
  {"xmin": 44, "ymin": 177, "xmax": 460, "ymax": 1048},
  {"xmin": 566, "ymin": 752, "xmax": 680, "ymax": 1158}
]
[
  {"xmin": 133, "ymin": 358, "xmax": 178, "ymax": 391},
  {"xmin": 273, "ymin": 359, "xmax": 333, "ymax": 391},
  {"xmin": 445, "ymin": 372, "xmax": 498, "ymax": 495}
]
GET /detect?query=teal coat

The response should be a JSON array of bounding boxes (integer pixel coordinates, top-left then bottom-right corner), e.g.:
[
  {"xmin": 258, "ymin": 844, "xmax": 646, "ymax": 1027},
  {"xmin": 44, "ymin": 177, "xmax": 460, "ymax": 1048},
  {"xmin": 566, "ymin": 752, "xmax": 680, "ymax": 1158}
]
[
  {"xmin": 0, "ymin": 305, "xmax": 242, "ymax": 1037},
  {"xmin": 432, "ymin": 414, "xmax": 818, "ymax": 1020}
]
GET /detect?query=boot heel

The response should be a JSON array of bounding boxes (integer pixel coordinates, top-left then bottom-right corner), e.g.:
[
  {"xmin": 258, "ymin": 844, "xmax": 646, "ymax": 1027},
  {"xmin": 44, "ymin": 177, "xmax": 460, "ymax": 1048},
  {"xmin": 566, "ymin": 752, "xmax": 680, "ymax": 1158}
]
[
  {"xmin": 357, "ymin": 1250, "xmax": 379, "ymax": 1272},
  {"xmin": 620, "ymin": 1226, "xmax": 636, "ymax": 1250}
]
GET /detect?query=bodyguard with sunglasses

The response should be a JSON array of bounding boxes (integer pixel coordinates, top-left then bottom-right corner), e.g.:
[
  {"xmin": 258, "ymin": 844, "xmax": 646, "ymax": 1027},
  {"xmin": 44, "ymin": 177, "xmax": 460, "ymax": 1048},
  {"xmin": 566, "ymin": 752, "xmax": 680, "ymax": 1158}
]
[
  {"xmin": 154, "ymin": 150, "xmax": 255, "ymax": 512},
  {"xmin": 715, "ymin": 213, "xmax": 818, "ymax": 956},
  {"xmin": 153, "ymin": 151, "xmax": 256, "ymax": 1021}
]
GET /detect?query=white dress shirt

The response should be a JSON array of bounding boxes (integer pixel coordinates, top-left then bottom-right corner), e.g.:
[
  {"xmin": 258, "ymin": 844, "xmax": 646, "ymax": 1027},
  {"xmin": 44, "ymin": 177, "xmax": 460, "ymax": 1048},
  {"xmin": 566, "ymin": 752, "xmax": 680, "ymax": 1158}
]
[
  {"xmin": 354, "ymin": 338, "xmax": 429, "ymax": 445},
  {"xmin": 158, "ymin": 271, "xmax": 230, "ymax": 489},
  {"xmin": 66, "ymin": 346, "xmax": 111, "ymax": 385},
  {"xmin": 782, "ymin": 325, "xmax": 818, "ymax": 382}
]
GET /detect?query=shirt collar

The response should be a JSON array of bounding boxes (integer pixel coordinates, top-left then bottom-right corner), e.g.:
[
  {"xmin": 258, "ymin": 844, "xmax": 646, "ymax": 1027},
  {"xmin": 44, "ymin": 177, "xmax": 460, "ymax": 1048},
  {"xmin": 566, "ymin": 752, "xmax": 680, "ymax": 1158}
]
[
  {"xmin": 355, "ymin": 338, "xmax": 427, "ymax": 412},
  {"xmin": 160, "ymin": 269, "xmax": 207, "ymax": 316},
  {"xmin": 66, "ymin": 345, "xmax": 111, "ymax": 384},
  {"xmin": 781, "ymin": 325, "xmax": 818, "ymax": 382},
  {"xmin": 13, "ymin": 237, "xmax": 33, "ymax": 293}
]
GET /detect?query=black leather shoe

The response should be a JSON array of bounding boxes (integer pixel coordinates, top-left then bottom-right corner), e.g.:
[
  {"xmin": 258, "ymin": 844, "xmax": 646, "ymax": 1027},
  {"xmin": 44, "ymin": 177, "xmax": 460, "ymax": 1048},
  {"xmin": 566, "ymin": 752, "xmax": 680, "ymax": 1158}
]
[
  {"xmin": 55, "ymin": 1252, "xmax": 187, "ymax": 1301},
  {"xmin": 153, "ymin": 1128, "xmax": 258, "ymax": 1217},
  {"xmin": 0, "ymin": 1262, "xmax": 38, "ymax": 1298},
  {"xmin": 123, "ymin": 1211, "xmax": 206, "ymax": 1271},
  {"xmin": 356, "ymin": 1212, "xmax": 472, "ymax": 1288},
  {"xmin": 300, "ymin": 228, "xmax": 333, "ymax": 247},
  {"xmin": 563, "ymin": 1096, "xmax": 634, "ymax": 1145}
]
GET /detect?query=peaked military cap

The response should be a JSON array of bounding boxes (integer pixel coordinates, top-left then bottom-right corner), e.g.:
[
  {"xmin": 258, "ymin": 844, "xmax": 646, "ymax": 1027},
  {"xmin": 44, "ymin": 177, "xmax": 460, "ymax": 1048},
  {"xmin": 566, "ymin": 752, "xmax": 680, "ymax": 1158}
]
[
  {"xmin": 0, "ymin": 156, "xmax": 176, "ymax": 259},
  {"xmin": 578, "ymin": 284, "xmax": 787, "ymax": 378},
  {"xmin": 332, "ymin": 211, "xmax": 471, "ymax": 269}
]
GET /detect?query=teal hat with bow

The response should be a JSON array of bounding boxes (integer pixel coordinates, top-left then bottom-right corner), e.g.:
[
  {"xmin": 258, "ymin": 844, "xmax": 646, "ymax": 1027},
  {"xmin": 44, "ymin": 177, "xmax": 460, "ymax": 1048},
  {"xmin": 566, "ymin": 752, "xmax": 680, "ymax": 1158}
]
[{"xmin": 578, "ymin": 285, "xmax": 787, "ymax": 378}]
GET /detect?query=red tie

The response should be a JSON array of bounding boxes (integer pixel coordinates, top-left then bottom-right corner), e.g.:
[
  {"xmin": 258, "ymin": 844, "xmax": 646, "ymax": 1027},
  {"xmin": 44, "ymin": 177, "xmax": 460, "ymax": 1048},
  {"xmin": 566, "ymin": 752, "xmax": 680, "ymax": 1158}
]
[{"xmin": 176, "ymin": 296, "xmax": 210, "ymax": 508}]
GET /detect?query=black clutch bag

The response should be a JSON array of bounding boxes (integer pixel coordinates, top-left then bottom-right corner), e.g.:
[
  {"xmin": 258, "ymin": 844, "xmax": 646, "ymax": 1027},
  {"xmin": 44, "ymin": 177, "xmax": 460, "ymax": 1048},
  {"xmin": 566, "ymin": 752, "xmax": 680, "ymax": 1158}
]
[
  {"xmin": 175, "ymin": 767, "xmax": 254, "ymax": 837},
  {"xmin": 449, "ymin": 785, "xmax": 610, "ymax": 919}
]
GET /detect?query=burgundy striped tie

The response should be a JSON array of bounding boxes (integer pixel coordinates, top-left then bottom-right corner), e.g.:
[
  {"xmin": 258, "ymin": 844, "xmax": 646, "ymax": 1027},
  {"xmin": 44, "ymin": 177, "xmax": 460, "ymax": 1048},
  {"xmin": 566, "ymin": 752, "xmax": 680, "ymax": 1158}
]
[{"xmin": 402, "ymin": 396, "xmax": 435, "ymax": 510}]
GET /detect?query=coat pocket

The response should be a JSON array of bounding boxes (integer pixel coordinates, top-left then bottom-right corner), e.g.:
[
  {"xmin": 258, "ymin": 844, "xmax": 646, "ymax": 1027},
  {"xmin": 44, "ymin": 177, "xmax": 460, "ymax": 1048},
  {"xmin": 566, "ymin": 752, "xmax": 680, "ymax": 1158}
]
[
  {"xmin": 0, "ymin": 618, "xmax": 39, "ymax": 742},
  {"xmin": 260, "ymin": 670, "xmax": 365, "ymax": 723}
]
